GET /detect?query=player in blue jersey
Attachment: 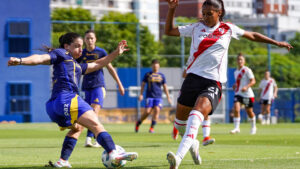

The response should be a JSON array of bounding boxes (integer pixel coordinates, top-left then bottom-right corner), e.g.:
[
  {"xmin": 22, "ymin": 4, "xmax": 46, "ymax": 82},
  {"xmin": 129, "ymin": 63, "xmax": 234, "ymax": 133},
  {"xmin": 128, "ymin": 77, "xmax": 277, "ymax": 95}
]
[
  {"xmin": 77, "ymin": 30, "xmax": 125, "ymax": 148},
  {"xmin": 135, "ymin": 59, "xmax": 172, "ymax": 133},
  {"xmin": 7, "ymin": 32, "xmax": 138, "ymax": 168}
]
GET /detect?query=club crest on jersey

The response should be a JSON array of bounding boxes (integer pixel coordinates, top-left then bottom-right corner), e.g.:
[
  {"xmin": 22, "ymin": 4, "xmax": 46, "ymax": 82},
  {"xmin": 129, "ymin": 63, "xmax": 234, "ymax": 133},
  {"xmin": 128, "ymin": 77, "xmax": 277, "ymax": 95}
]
[
  {"xmin": 218, "ymin": 28, "xmax": 225, "ymax": 34},
  {"xmin": 201, "ymin": 28, "xmax": 206, "ymax": 32}
]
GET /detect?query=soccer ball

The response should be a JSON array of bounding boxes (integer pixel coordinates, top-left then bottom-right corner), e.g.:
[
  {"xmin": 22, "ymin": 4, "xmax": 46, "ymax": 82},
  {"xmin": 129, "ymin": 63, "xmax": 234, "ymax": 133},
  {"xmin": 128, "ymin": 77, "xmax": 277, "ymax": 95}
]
[{"xmin": 102, "ymin": 145, "xmax": 127, "ymax": 169}]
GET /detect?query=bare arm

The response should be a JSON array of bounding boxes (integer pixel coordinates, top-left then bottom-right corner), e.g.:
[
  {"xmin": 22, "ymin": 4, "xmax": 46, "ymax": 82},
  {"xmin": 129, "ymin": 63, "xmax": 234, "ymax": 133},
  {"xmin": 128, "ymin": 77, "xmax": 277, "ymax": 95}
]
[
  {"xmin": 106, "ymin": 63, "xmax": 125, "ymax": 96},
  {"xmin": 85, "ymin": 40, "xmax": 129, "ymax": 74},
  {"xmin": 243, "ymin": 31, "xmax": 293, "ymax": 51},
  {"xmin": 182, "ymin": 69, "xmax": 187, "ymax": 78},
  {"xmin": 7, "ymin": 54, "xmax": 51, "ymax": 66},
  {"xmin": 163, "ymin": 84, "xmax": 172, "ymax": 105},
  {"xmin": 165, "ymin": 1, "xmax": 180, "ymax": 36},
  {"xmin": 138, "ymin": 82, "xmax": 146, "ymax": 101},
  {"xmin": 241, "ymin": 78, "xmax": 256, "ymax": 92},
  {"xmin": 274, "ymin": 85, "xmax": 278, "ymax": 98}
]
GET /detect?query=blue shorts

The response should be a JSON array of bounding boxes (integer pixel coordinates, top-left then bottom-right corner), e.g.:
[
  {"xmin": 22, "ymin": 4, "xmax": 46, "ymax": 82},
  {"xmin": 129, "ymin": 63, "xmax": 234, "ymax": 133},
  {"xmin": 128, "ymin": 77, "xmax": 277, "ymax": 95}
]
[
  {"xmin": 84, "ymin": 87, "xmax": 106, "ymax": 108},
  {"xmin": 145, "ymin": 98, "xmax": 163, "ymax": 108},
  {"xmin": 46, "ymin": 92, "xmax": 93, "ymax": 129}
]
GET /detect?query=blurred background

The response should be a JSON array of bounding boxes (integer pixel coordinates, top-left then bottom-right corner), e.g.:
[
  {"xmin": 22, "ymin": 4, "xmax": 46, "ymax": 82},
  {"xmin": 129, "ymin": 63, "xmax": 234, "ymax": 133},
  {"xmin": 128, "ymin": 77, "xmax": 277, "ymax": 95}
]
[{"xmin": 0, "ymin": 0, "xmax": 300, "ymax": 124}]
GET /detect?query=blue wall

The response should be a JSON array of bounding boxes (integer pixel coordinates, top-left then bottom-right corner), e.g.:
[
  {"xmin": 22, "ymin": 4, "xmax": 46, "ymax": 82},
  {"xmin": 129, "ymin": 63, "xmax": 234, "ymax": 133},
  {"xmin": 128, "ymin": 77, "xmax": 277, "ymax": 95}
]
[{"xmin": 0, "ymin": 0, "xmax": 51, "ymax": 122}]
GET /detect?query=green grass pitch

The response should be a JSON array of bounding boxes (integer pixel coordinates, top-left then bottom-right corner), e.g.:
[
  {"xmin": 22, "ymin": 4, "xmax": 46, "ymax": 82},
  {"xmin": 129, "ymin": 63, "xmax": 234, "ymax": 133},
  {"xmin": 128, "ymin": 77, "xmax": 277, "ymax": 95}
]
[{"xmin": 0, "ymin": 123, "xmax": 300, "ymax": 169}]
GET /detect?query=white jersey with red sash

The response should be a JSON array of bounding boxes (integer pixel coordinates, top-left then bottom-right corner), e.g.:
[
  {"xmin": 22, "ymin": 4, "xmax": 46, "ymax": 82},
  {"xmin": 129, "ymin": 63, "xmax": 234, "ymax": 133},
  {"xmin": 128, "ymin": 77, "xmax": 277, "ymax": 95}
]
[
  {"xmin": 234, "ymin": 66, "xmax": 255, "ymax": 98},
  {"xmin": 259, "ymin": 78, "xmax": 277, "ymax": 100},
  {"xmin": 179, "ymin": 22, "xmax": 245, "ymax": 83}
]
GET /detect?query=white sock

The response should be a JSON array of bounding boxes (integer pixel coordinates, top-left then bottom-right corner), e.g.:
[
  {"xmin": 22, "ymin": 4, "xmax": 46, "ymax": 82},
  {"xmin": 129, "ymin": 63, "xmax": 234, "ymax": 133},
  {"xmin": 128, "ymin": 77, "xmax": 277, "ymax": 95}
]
[
  {"xmin": 267, "ymin": 114, "xmax": 271, "ymax": 123},
  {"xmin": 233, "ymin": 117, "xmax": 240, "ymax": 129},
  {"xmin": 202, "ymin": 120, "xmax": 211, "ymax": 138},
  {"xmin": 249, "ymin": 116, "xmax": 256, "ymax": 128},
  {"xmin": 174, "ymin": 118, "xmax": 187, "ymax": 137},
  {"xmin": 176, "ymin": 110, "xmax": 204, "ymax": 160}
]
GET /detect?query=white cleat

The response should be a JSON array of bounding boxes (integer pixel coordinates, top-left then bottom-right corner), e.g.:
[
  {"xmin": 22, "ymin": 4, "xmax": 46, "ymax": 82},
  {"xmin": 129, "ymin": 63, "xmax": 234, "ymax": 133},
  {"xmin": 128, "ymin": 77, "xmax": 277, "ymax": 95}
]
[
  {"xmin": 230, "ymin": 128, "xmax": 240, "ymax": 134},
  {"xmin": 111, "ymin": 152, "xmax": 138, "ymax": 166},
  {"xmin": 84, "ymin": 137, "xmax": 93, "ymax": 147},
  {"xmin": 189, "ymin": 140, "xmax": 202, "ymax": 165},
  {"xmin": 250, "ymin": 127, "xmax": 257, "ymax": 135},
  {"xmin": 92, "ymin": 142, "xmax": 101, "ymax": 148},
  {"xmin": 167, "ymin": 152, "xmax": 180, "ymax": 169},
  {"xmin": 52, "ymin": 159, "xmax": 72, "ymax": 168}
]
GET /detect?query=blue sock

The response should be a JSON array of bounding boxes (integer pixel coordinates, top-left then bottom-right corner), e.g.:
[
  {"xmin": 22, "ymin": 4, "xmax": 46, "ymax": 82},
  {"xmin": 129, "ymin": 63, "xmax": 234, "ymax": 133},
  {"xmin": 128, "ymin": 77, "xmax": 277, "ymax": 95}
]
[
  {"xmin": 96, "ymin": 132, "xmax": 116, "ymax": 153},
  {"xmin": 60, "ymin": 136, "xmax": 77, "ymax": 160},
  {"xmin": 87, "ymin": 130, "xmax": 94, "ymax": 138},
  {"xmin": 151, "ymin": 120, "xmax": 156, "ymax": 128}
]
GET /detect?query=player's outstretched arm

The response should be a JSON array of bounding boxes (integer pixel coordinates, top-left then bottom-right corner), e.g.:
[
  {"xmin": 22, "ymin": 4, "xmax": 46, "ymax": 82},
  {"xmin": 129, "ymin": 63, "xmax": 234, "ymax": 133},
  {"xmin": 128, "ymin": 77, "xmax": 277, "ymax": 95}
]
[
  {"xmin": 242, "ymin": 31, "xmax": 293, "ymax": 51},
  {"xmin": 165, "ymin": 0, "xmax": 180, "ymax": 36},
  {"xmin": 85, "ymin": 40, "xmax": 129, "ymax": 74},
  {"xmin": 7, "ymin": 54, "xmax": 51, "ymax": 66},
  {"xmin": 107, "ymin": 63, "xmax": 125, "ymax": 96}
]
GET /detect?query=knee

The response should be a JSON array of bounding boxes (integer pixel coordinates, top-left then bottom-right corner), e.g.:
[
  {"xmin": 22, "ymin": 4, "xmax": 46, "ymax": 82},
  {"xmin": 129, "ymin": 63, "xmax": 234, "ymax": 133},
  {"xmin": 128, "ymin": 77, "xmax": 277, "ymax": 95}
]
[{"xmin": 174, "ymin": 118, "xmax": 187, "ymax": 136}]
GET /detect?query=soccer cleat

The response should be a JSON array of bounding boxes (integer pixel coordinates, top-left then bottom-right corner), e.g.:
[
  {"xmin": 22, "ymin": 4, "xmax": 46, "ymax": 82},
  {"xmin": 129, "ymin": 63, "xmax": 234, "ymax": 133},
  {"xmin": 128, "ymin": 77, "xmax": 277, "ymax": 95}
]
[
  {"xmin": 167, "ymin": 152, "xmax": 180, "ymax": 169},
  {"xmin": 84, "ymin": 137, "xmax": 94, "ymax": 147},
  {"xmin": 111, "ymin": 152, "xmax": 138, "ymax": 166},
  {"xmin": 230, "ymin": 128, "xmax": 240, "ymax": 134},
  {"xmin": 172, "ymin": 127, "xmax": 179, "ymax": 140},
  {"xmin": 202, "ymin": 136, "xmax": 215, "ymax": 146},
  {"xmin": 52, "ymin": 158, "xmax": 72, "ymax": 168},
  {"xmin": 189, "ymin": 139, "xmax": 202, "ymax": 165},
  {"xmin": 92, "ymin": 142, "xmax": 101, "ymax": 148},
  {"xmin": 149, "ymin": 127, "xmax": 154, "ymax": 133},
  {"xmin": 250, "ymin": 127, "xmax": 257, "ymax": 135},
  {"xmin": 135, "ymin": 122, "xmax": 139, "ymax": 133}
]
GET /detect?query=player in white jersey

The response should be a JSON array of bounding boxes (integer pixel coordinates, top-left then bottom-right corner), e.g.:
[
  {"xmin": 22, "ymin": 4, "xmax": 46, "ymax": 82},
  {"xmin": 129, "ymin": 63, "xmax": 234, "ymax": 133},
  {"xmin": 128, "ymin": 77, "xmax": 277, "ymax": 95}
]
[
  {"xmin": 172, "ymin": 69, "xmax": 215, "ymax": 147},
  {"xmin": 230, "ymin": 53, "xmax": 257, "ymax": 135},
  {"xmin": 164, "ymin": 0, "xmax": 292, "ymax": 168},
  {"xmin": 258, "ymin": 71, "xmax": 278, "ymax": 125}
]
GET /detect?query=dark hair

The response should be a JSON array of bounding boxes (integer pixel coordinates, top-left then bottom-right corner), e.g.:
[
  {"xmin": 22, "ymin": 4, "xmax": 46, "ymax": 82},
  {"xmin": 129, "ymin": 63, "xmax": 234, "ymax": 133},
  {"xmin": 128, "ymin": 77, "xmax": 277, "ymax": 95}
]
[
  {"xmin": 203, "ymin": 0, "xmax": 225, "ymax": 21},
  {"xmin": 59, "ymin": 32, "xmax": 82, "ymax": 48},
  {"xmin": 84, "ymin": 29, "xmax": 96, "ymax": 36},
  {"xmin": 152, "ymin": 59, "xmax": 159, "ymax": 64},
  {"xmin": 237, "ymin": 52, "xmax": 244, "ymax": 58}
]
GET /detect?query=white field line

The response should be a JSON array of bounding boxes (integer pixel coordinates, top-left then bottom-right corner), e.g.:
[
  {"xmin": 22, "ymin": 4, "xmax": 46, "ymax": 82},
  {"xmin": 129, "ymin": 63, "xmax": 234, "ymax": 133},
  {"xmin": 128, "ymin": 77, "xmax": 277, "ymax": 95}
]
[{"xmin": 0, "ymin": 157, "xmax": 299, "ymax": 166}]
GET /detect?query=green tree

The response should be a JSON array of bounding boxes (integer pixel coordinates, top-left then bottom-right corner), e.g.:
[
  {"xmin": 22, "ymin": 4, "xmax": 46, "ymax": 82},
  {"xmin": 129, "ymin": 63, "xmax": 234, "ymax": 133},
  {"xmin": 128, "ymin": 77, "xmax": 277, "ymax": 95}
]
[
  {"xmin": 289, "ymin": 32, "xmax": 300, "ymax": 57},
  {"xmin": 51, "ymin": 7, "xmax": 96, "ymax": 47}
]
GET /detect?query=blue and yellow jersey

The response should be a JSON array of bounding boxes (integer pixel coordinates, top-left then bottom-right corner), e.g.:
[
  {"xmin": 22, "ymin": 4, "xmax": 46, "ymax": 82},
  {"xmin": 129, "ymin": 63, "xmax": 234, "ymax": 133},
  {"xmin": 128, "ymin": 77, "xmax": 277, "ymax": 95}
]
[
  {"xmin": 76, "ymin": 47, "xmax": 107, "ymax": 90},
  {"xmin": 49, "ymin": 48, "xmax": 88, "ymax": 99},
  {"xmin": 142, "ymin": 71, "xmax": 166, "ymax": 98}
]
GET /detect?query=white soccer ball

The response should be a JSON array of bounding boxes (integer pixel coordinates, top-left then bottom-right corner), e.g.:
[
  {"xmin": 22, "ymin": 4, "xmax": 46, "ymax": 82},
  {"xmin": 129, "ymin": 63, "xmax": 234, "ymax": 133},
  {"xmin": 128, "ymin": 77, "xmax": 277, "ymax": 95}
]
[{"xmin": 102, "ymin": 145, "xmax": 127, "ymax": 169}]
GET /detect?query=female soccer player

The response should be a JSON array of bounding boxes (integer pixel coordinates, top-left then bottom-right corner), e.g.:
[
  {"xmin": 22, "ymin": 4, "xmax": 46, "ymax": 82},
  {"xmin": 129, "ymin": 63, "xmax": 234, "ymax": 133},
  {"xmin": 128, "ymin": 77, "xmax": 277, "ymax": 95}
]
[
  {"xmin": 258, "ymin": 70, "xmax": 278, "ymax": 125},
  {"xmin": 7, "ymin": 32, "xmax": 137, "ymax": 168},
  {"xmin": 165, "ymin": 0, "xmax": 292, "ymax": 168},
  {"xmin": 77, "ymin": 30, "xmax": 125, "ymax": 147},
  {"xmin": 135, "ymin": 59, "xmax": 172, "ymax": 133},
  {"xmin": 230, "ymin": 53, "xmax": 257, "ymax": 135}
]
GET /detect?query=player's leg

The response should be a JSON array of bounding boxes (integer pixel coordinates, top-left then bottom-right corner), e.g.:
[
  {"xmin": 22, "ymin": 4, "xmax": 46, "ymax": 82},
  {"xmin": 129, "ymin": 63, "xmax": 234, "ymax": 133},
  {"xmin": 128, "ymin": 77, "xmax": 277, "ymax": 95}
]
[
  {"xmin": 53, "ymin": 124, "xmax": 84, "ymax": 168},
  {"xmin": 135, "ymin": 98, "xmax": 153, "ymax": 132},
  {"xmin": 245, "ymin": 97, "xmax": 256, "ymax": 134},
  {"xmin": 202, "ymin": 116, "xmax": 215, "ymax": 146},
  {"xmin": 261, "ymin": 103, "xmax": 267, "ymax": 124},
  {"xmin": 85, "ymin": 87, "xmax": 104, "ymax": 147},
  {"xmin": 265, "ymin": 103, "xmax": 271, "ymax": 125},
  {"xmin": 172, "ymin": 104, "xmax": 192, "ymax": 140},
  {"xmin": 149, "ymin": 98, "xmax": 162, "ymax": 133},
  {"xmin": 231, "ymin": 98, "xmax": 241, "ymax": 134},
  {"xmin": 78, "ymin": 110, "xmax": 138, "ymax": 164}
]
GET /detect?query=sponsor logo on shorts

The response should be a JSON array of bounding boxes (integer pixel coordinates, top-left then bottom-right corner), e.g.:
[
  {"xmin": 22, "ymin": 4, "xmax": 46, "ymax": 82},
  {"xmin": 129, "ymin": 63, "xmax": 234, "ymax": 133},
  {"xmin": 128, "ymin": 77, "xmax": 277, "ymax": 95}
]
[{"xmin": 64, "ymin": 104, "xmax": 69, "ymax": 116}]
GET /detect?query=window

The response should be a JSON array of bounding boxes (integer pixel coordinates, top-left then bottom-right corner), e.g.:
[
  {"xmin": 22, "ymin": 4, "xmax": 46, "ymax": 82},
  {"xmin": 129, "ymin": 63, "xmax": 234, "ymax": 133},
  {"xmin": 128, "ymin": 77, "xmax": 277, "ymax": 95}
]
[
  {"xmin": 5, "ymin": 19, "xmax": 31, "ymax": 57},
  {"xmin": 6, "ymin": 82, "xmax": 31, "ymax": 116},
  {"xmin": 108, "ymin": 0, "xmax": 114, "ymax": 7},
  {"xmin": 281, "ymin": 34, "xmax": 286, "ymax": 41}
]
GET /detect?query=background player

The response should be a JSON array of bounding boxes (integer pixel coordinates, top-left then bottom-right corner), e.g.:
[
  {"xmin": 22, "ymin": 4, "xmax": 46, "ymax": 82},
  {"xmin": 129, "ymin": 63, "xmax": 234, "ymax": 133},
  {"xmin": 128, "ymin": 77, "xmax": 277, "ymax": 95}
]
[
  {"xmin": 172, "ymin": 69, "xmax": 215, "ymax": 146},
  {"xmin": 7, "ymin": 33, "xmax": 137, "ymax": 168},
  {"xmin": 77, "ymin": 30, "xmax": 125, "ymax": 147},
  {"xmin": 135, "ymin": 59, "xmax": 172, "ymax": 133},
  {"xmin": 230, "ymin": 53, "xmax": 257, "ymax": 135},
  {"xmin": 164, "ymin": 0, "xmax": 292, "ymax": 168},
  {"xmin": 258, "ymin": 70, "xmax": 278, "ymax": 125}
]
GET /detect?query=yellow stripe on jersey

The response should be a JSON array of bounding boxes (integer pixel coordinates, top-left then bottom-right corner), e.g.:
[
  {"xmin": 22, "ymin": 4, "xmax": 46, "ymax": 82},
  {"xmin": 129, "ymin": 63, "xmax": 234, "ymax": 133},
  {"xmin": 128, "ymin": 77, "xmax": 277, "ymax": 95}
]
[
  {"xmin": 102, "ymin": 87, "xmax": 106, "ymax": 98},
  {"xmin": 70, "ymin": 94, "xmax": 79, "ymax": 124}
]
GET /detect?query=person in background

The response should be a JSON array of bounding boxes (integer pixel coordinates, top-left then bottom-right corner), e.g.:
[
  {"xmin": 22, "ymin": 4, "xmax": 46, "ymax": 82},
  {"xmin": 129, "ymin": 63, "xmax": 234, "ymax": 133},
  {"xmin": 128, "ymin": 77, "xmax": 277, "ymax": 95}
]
[{"xmin": 135, "ymin": 59, "xmax": 172, "ymax": 133}]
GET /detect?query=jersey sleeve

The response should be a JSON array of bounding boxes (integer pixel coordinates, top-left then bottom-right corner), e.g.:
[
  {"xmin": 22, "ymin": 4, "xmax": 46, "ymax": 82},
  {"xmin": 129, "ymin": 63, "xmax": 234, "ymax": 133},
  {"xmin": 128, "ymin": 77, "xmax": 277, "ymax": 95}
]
[
  {"xmin": 49, "ymin": 49, "xmax": 65, "ymax": 64},
  {"xmin": 142, "ymin": 73, "xmax": 148, "ymax": 83},
  {"xmin": 161, "ymin": 74, "xmax": 166, "ymax": 84},
  {"xmin": 80, "ymin": 63, "xmax": 88, "ymax": 75},
  {"xmin": 246, "ymin": 68, "xmax": 255, "ymax": 79},
  {"xmin": 227, "ymin": 23, "xmax": 245, "ymax": 40},
  {"xmin": 178, "ymin": 23, "xmax": 197, "ymax": 37},
  {"xmin": 273, "ymin": 79, "xmax": 277, "ymax": 86}
]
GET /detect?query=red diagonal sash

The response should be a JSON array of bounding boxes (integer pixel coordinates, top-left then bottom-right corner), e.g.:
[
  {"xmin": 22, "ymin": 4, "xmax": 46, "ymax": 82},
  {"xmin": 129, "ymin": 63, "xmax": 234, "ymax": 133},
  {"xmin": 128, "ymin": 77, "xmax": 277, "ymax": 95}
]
[
  {"xmin": 187, "ymin": 23, "xmax": 230, "ymax": 70},
  {"xmin": 235, "ymin": 68, "xmax": 246, "ymax": 92},
  {"xmin": 262, "ymin": 80, "xmax": 272, "ymax": 96}
]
